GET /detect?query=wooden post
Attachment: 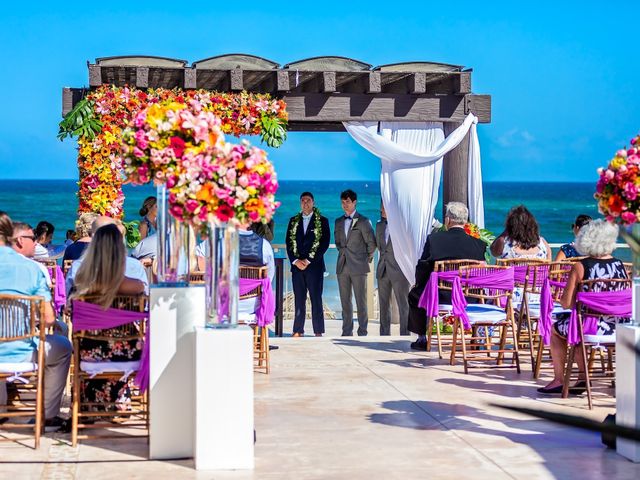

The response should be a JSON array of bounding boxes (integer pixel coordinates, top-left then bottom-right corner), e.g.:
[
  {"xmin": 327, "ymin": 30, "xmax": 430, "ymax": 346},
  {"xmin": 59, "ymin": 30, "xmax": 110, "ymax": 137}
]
[{"xmin": 442, "ymin": 122, "xmax": 470, "ymax": 217}]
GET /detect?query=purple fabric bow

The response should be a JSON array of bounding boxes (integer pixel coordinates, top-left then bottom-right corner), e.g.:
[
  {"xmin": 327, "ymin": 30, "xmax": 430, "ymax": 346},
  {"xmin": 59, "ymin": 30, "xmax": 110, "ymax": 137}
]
[
  {"xmin": 239, "ymin": 277, "xmax": 275, "ymax": 327},
  {"xmin": 72, "ymin": 300, "xmax": 150, "ymax": 393},
  {"xmin": 49, "ymin": 266, "xmax": 66, "ymax": 312},
  {"xmin": 566, "ymin": 289, "xmax": 632, "ymax": 345},
  {"xmin": 418, "ymin": 270, "xmax": 459, "ymax": 317},
  {"xmin": 539, "ymin": 278, "xmax": 553, "ymax": 345},
  {"xmin": 513, "ymin": 265, "xmax": 528, "ymax": 284}
]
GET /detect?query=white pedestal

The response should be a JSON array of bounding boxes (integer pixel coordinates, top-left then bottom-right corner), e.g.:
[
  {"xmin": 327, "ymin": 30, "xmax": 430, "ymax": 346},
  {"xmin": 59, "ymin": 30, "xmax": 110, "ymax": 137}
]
[
  {"xmin": 194, "ymin": 325, "xmax": 254, "ymax": 470},
  {"xmin": 149, "ymin": 286, "xmax": 205, "ymax": 460},
  {"xmin": 616, "ymin": 325, "xmax": 640, "ymax": 462}
]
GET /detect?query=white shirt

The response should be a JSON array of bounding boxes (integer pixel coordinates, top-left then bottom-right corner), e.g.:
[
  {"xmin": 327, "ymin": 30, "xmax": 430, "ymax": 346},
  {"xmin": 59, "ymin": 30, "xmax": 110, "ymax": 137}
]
[
  {"xmin": 302, "ymin": 212, "xmax": 313, "ymax": 234},
  {"xmin": 344, "ymin": 210, "xmax": 356, "ymax": 238},
  {"xmin": 66, "ymin": 256, "xmax": 149, "ymax": 296},
  {"xmin": 130, "ymin": 233, "xmax": 157, "ymax": 260}
]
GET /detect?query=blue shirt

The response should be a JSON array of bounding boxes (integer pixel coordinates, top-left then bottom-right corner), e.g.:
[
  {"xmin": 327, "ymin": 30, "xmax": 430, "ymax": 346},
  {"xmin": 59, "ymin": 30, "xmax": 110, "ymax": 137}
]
[{"xmin": 0, "ymin": 246, "xmax": 52, "ymax": 362}]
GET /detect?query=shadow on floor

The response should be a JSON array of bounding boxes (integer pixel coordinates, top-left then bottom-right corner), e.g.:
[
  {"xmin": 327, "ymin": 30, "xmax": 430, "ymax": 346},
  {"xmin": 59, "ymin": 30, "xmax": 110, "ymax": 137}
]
[{"xmin": 332, "ymin": 338, "xmax": 413, "ymax": 353}]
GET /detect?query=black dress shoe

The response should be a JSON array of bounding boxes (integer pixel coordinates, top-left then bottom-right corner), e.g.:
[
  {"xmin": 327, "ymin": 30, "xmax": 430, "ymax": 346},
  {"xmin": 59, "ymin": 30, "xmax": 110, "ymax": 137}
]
[
  {"xmin": 268, "ymin": 345, "xmax": 279, "ymax": 351},
  {"xmin": 569, "ymin": 381, "xmax": 591, "ymax": 395},
  {"xmin": 537, "ymin": 385, "xmax": 562, "ymax": 394},
  {"xmin": 410, "ymin": 340, "xmax": 427, "ymax": 351}
]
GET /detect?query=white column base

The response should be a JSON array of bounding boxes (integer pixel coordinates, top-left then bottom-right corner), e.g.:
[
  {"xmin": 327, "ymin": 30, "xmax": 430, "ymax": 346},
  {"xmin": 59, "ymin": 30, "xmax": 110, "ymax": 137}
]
[
  {"xmin": 194, "ymin": 325, "xmax": 254, "ymax": 470},
  {"xmin": 616, "ymin": 324, "xmax": 640, "ymax": 462},
  {"xmin": 149, "ymin": 286, "xmax": 205, "ymax": 460}
]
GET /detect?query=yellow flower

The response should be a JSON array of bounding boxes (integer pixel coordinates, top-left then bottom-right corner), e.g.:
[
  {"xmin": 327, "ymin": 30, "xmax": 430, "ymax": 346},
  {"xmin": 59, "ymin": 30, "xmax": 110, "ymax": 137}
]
[{"xmin": 104, "ymin": 131, "xmax": 118, "ymax": 145}]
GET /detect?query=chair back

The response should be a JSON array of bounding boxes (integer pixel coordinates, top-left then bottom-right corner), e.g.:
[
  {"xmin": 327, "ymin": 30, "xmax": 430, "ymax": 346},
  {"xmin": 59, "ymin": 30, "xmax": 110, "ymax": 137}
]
[
  {"xmin": 0, "ymin": 294, "xmax": 45, "ymax": 342},
  {"xmin": 189, "ymin": 271, "xmax": 205, "ymax": 284},
  {"xmin": 577, "ymin": 278, "xmax": 632, "ymax": 318},
  {"xmin": 563, "ymin": 256, "xmax": 587, "ymax": 263},
  {"xmin": 548, "ymin": 261, "xmax": 573, "ymax": 302},
  {"xmin": 434, "ymin": 259, "xmax": 483, "ymax": 293},
  {"xmin": 623, "ymin": 262, "xmax": 633, "ymax": 277},
  {"xmin": 458, "ymin": 265, "xmax": 514, "ymax": 305},
  {"xmin": 496, "ymin": 258, "xmax": 548, "ymax": 289},
  {"xmin": 240, "ymin": 266, "xmax": 268, "ymax": 299},
  {"xmin": 72, "ymin": 294, "xmax": 148, "ymax": 341}
]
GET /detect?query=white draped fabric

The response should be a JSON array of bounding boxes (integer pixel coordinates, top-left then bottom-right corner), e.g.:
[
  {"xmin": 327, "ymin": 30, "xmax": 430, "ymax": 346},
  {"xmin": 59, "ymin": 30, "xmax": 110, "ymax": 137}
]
[{"xmin": 343, "ymin": 113, "xmax": 483, "ymax": 285}]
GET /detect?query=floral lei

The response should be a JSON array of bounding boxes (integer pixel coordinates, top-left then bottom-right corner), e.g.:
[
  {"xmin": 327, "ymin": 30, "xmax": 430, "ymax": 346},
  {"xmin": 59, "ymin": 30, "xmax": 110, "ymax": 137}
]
[{"xmin": 289, "ymin": 207, "xmax": 323, "ymax": 260}]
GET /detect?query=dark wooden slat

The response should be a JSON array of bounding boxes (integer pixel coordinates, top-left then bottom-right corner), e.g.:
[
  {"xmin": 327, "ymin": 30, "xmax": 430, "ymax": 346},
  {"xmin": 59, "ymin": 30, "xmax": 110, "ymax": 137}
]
[
  {"xmin": 287, "ymin": 121, "xmax": 346, "ymax": 132},
  {"xmin": 408, "ymin": 73, "xmax": 426, "ymax": 94},
  {"xmin": 466, "ymin": 94, "xmax": 491, "ymax": 123},
  {"xmin": 230, "ymin": 68, "xmax": 243, "ymax": 91},
  {"xmin": 135, "ymin": 67, "xmax": 149, "ymax": 88},
  {"xmin": 62, "ymin": 88, "xmax": 86, "ymax": 116},
  {"xmin": 455, "ymin": 71, "xmax": 471, "ymax": 94},
  {"xmin": 88, "ymin": 65, "xmax": 102, "ymax": 86}
]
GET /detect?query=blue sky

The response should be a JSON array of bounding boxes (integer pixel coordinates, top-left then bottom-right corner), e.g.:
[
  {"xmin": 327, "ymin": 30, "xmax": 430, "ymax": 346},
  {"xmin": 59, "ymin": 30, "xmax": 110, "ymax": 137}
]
[{"xmin": 0, "ymin": 2, "xmax": 638, "ymax": 182}]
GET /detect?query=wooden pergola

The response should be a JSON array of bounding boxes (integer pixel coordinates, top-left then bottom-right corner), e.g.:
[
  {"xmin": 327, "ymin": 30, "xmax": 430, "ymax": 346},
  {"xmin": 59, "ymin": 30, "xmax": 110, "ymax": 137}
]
[{"xmin": 62, "ymin": 54, "xmax": 491, "ymax": 208}]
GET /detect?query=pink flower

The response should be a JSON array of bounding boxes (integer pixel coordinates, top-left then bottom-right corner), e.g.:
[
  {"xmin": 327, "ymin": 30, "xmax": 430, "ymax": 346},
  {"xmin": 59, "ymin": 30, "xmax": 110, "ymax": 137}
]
[
  {"xmin": 170, "ymin": 205, "xmax": 184, "ymax": 220},
  {"xmin": 185, "ymin": 199, "xmax": 199, "ymax": 213},
  {"xmin": 605, "ymin": 169, "xmax": 615, "ymax": 181},
  {"xmin": 621, "ymin": 211, "xmax": 637, "ymax": 224},
  {"xmin": 628, "ymin": 155, "xmax": 640, "ymax": 165},
  {"xmin": 624, "ymin": 183, "xmax": 638, "ymax": 200},
  {"xmin": 133, "ymin": 147, "xmax": 145, "ymax": 158},
  {"xmin": 166, "ymin": 175, "xmax": 177, "ymax": 188}
]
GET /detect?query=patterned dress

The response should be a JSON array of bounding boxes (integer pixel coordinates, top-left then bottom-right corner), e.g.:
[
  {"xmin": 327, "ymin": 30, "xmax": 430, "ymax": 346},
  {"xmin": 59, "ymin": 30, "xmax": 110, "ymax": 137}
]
[
  {"xmin": 554, "ymin": 257, "xmax": 629, "ymax": 338},
  {"xmin": 79, "ymin": 329, "xmax": 142, "ymax": 411}
]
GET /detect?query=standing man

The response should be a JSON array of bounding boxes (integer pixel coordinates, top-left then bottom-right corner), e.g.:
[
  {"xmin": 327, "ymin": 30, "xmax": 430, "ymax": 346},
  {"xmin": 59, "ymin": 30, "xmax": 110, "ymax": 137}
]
[
  {"xmin": 376, "ymin": 203, "xmax": 410, "ymax": 336},
  {"xmin": 335, "ymin": 189, "xmax": 376, "ymax": 336},
  {"xmin": 286, "ymin": 192, "xmax": 330, "ymax": 337}
]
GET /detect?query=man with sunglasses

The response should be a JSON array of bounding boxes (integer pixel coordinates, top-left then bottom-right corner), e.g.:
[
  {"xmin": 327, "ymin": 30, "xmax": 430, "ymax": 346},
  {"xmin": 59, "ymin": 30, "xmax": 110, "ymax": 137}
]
[{"xmin": 11, "ymin": 222, "xmax": 52, "ymax": 287}]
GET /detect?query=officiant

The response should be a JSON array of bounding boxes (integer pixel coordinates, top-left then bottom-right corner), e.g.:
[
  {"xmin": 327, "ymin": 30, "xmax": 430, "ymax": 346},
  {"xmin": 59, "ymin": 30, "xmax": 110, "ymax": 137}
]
[{"xmin": 285, "ymin": 192, "xmax": 330, "ymax": 337}]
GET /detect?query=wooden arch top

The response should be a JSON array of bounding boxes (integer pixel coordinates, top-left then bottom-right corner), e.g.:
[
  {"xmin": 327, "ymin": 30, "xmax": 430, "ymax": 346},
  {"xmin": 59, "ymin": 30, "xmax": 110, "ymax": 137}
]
[{"xmin": 64, "ymin": 53, "xmax": 492, "ymax": 129}]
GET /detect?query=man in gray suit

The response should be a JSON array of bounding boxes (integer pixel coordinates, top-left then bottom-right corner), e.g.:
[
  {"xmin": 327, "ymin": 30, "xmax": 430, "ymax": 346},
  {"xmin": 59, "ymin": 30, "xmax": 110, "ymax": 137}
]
[
  {"xmin": 335, "ymin": 189, "xmax": 377, "ymax": 336},
  {"xmin": 376, "ymin": 203, "xmax": 410, "ymax": 336}
]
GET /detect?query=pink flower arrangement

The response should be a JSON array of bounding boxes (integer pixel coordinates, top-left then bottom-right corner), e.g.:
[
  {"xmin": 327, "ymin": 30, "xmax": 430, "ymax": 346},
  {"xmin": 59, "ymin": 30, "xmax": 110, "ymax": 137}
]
[
  {"xmin": 595, "ymin": 133, "xmax": 640, "ymax": 225},
  {"xmin": 120, "ymin": 100, "xmax": 279, "ymax": 229}
]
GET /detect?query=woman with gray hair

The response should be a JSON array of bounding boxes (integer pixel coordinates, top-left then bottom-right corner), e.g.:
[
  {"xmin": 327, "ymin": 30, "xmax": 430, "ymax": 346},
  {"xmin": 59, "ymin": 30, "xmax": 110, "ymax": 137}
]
[{"xmin": 538, "ymin": 219, "xmax": 628, "ymax": 394}]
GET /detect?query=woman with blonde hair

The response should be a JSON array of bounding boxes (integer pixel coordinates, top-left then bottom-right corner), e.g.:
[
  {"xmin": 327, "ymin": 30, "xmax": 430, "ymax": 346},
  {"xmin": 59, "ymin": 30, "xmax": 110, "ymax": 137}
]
[
  {"xmin": 63, "ymin": 212, "xmax": 98, "ymax": 262},
  {"xmin": 70, "ymin": 224, "xmax": 145, "ymax": 410}
]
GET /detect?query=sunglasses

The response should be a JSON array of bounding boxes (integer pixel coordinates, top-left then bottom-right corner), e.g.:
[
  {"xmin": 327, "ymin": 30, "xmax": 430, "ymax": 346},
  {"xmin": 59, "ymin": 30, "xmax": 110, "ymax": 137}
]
[{"xmin": 19, "ymin": 235, "xmax": 36, "ymax": 241}]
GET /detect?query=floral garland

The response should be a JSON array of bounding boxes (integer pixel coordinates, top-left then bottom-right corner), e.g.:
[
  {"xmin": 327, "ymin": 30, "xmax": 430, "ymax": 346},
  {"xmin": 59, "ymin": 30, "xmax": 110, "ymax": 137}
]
[
  {"xmin": 288, "ymin": 207, "xmax": 323, "ymax": 259},
  {"xmin": 59, "ymin": 85, "xmax": 288, "ymax": 218},
  {"xmin": 595, "ymin": 133, "xmax": 640, "ymax": 225}
]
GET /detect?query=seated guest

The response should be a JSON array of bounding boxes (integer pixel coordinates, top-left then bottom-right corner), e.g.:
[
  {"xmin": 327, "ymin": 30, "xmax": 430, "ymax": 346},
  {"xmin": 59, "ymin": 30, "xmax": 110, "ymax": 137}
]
[
  {"xmin": 11, "ymin": 222, "xmax": 52, "ymax": 287},
  {"xmin": 408, "ymin": 202, "xmax": 487, "ymax": 351},
  {"xmin": 138, "ymin": 197, "xmax": 157, "ymax": 240},
  {"xmin": 33, "ymin": 221, "xmax": 66, "ymax": 259},
  {"xmin": 69, "ymin": 224, "xmax": 145, "ymax": 410},
  {"xmin": 195, "ymin": 225, "xmax": 275, "ymax": 319},
  {"xmin": 0, "ymin": 211, "xmax": 71, "ymax": 430},
  {"xmin": 250, "ymin": 219, "xmax": 275, "ymax": 242},
  {"xmin": 538, "ymin": 220, "xmax": 628, "ymax": 394},
  {"xmin": 63, "ymin": 212, "xmax": 97, "ymax": 262},
  {"xmin": 130, "ymin": 232, "xmax": 157, "ymax": 260},
  {"xmin": 490, "ymin": 205, "xmax": 551, "ymax": 260},
  {"xmin": 66, "ymin": 216, "xmax": 149, "ymax": 296},
  {"xmin": 555, "ymin": 214, "xmax": 592, "ymax": 261},
  {"xmin": 64, "ymin": 230, "xmax": 76, "ymax": 247}
]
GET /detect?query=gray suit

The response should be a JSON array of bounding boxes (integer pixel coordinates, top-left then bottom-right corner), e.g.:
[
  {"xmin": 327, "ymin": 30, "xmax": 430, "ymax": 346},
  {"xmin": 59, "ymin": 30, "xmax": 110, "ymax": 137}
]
[
  {"xmin": 335, "ymin": 212, "xmax": 376, "ymax": 336},
  {"xmin": 375, "ymin": 219, "xmax": 410, "ymax": 336}
]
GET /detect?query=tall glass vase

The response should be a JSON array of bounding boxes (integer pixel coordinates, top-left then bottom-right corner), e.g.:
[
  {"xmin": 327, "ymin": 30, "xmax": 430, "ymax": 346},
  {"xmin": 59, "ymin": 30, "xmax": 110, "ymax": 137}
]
[
  {"xmin": 155, "ymin": 184, "xmax": 190, "ymax": 286},
  {"xmin": 621, "ymin": 223, "xmax": 640, "ymax": 326},
  {"xmin": 205, "ymin": 221, "xmax": 239, "ymax": 327}
]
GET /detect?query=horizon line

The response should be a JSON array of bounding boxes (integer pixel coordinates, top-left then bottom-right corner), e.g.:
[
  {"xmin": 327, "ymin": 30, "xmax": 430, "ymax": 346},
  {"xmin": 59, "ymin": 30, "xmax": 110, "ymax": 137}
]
[{"xmin": 0, "ymin": 178, "xmax": 598, "ymax": 184}]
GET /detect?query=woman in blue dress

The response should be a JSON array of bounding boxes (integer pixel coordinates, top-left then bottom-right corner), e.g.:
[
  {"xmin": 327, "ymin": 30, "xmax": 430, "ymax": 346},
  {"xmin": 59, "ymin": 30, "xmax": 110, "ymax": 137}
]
[
  {"xmin": 138, "ymin": 196, "xmax": 157, "ymax": 240},
  {"xmin": 554, "ymin": 214, "xmax": 592, "ymax": 261}
]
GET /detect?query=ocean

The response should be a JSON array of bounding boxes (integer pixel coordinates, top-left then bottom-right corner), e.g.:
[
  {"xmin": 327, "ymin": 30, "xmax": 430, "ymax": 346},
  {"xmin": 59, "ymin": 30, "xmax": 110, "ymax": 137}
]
[
  {"xmin": 0, "ymin": 179, "xmax": 625, "ymax": 311},
  {"xmin": 0, "ymin": 179, "xmax": 604, "ymax": 246}
]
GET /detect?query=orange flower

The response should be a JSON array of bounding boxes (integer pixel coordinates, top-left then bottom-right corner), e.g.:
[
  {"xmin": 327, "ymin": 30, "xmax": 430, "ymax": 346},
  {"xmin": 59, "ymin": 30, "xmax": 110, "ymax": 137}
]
[{"xmin": 196, "ymin": 184, "xmax": 213, "ymax": 202}]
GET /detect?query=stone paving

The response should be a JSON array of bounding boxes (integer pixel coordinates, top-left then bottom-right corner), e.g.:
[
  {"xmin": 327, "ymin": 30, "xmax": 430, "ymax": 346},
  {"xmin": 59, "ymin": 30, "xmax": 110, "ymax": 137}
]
[{"xmin": 1, "ymin": 319, "xmax": 639, "ymax": 479}]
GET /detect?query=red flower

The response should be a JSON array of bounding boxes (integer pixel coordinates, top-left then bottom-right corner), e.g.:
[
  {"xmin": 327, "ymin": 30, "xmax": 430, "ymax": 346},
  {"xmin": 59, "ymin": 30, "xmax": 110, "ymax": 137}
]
[
  {"xmin": 170, "ymin": 137, "xmax": 186, "ymax": 158},
  {"xmin": 608, "ymin": 195, "xmax": 625, "ymax": 215},
  {"xmin": 215, "ymin": 204, "xmax": 234, "ymax": 222}
]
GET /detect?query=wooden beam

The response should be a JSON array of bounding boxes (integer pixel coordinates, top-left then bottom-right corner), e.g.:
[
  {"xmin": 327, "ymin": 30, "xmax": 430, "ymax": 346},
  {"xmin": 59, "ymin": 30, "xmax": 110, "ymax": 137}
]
[
  {"xmin": 184, "ymin": 68, "xmax": 197, "ymax": 89},
  {"xmin": 282, "ymin": 93, "xmax": 491, "ymax": 123},
  {"xmin": 455, "ymin": 71, "xmax": 471, "ymax": 94},
  {"xmin": 88, "ymin": 65, "xmax": 102, "ymax": 86},
  {"xmin": 230, "ymin": 68, "xmax": 243, "ymax": 91},
  {"xmin": 442, "ymin": 121, "xmax": 470, "ymax": 215},
  {"xmin": 408, "ymin": 73, "xmax": 426, "ymax": 94},
  {"xmin": 276, "ymin": 70, "xmax": 290, "ymax": 91},
  {"xmin": 465, "ymin": 94, "xmax": 491, "ymax": 122},
  {"xmin": 367, "ymin": 72, "xmax": 381, "ymax": 93},
  {"xmin": 135, "ymin": 67, "xmax": 149, "ymax": 88},
  {"xmin": 62, "ymin": 87, "xmax": 86, "ymax": 116},
  {"xmin": 321, "ymin": 72, "xmax": 336, "ymax": 92}
]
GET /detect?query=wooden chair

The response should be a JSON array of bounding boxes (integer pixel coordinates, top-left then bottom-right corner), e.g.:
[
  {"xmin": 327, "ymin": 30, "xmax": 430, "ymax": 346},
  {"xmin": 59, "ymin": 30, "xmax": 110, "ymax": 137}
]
[
  {"xmin": 496, "ymin": 258, "xmax": 549, "ymax": 369},
  {"xmin": 71, "ymin": 294, "xmax": 149, "ymax": 446},
  {"xmin": 450, "ymin": 265, "xmax": 520, "ymax": 374},
  {"xmin": 239, "ymin": 266, "xmax": 270, "ymax": 374},
  {"xmin": 562, "ymin": 278, "xmax": 630, "ymax": 409},
  {"xmin": 0, "ymin": 294, "xmax": 46, "ymax": 448},
  {"xmin": 426, "ymin": 259, "xmax": 483, "ymax": 359},
  {"xmin": 623, "ymin": 262, "xmax": 633, "ymax": 277},
  {"xmin": 36, "ymin": 259, "xmax": 58, "ymax": 303},
  {"xmin": 188, "ymin": 271, "xmax": 205, "ymax": 284}
]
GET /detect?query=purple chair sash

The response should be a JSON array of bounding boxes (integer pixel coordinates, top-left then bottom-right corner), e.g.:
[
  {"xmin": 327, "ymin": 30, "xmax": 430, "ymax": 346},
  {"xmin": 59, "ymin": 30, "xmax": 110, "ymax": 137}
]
[
  {"xmin": 49, "ymin": 266, "xmax": 66, "ymax": 312},
  {"xmin": 72, "ymin": 300, "xmax": 150, "ymax": 393},
  {"xmin": 539, "ymin": 278, "xmax": 553, "ymax": 345},
  {"xmin": 566, "ymin": 289, "xmax": 632, "ymax": 345},
  {"xmin": 239, "ymin": 277, "xmax": 275, "ymax": 327},
  {"xmin": 420, "ymin": 268, "xmax": 515, "ymax": 330},
  {"xmin": 513, "ymin": 265, "xmax": 528, "ymax": 284}
]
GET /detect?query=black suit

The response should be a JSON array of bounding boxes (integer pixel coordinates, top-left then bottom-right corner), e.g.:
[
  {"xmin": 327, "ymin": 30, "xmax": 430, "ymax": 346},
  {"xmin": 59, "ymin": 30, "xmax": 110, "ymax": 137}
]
[
  {"xmin": 286, "ymin": 212, "xmax": 331, "ymax": 334},
  {"xmin": 408, "ymin": 227, "xmax": 487, "ymax": 335}
]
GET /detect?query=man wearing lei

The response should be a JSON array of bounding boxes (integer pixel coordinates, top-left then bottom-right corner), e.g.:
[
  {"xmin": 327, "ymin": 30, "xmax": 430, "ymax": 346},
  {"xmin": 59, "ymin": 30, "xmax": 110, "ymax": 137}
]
[{"xmin": 285, "ymin": 192, "xmax": 331, "ymax": 337}]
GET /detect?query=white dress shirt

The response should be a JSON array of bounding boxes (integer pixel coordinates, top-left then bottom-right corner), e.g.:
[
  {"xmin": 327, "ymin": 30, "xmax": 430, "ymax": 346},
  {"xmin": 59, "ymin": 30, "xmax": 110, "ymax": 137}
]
[
  {"xmin": 344, "ymin": 210, "xmax": 356, "ymax": 238},
  {"xmin": 302, "ymin": 212, "xmax": 313, "ymax": 234}
]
